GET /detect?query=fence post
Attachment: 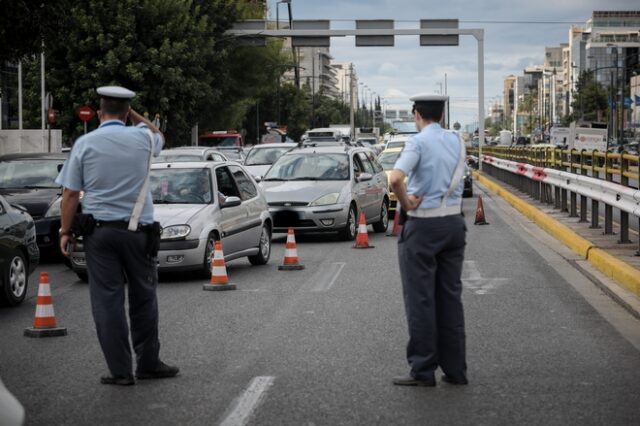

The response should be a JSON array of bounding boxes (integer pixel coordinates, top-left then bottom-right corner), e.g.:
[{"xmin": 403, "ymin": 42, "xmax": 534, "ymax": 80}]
[
  {"xmin": 590, "ymin": 151, "xmax": 600, "ymax": 229},
  {"xmin": 579, "ymin": 150, "xmax": 588, "ymax": 223},
  {"xmin": 619, "ymin": 152, "xmax": 631, "ymax": 243},
  {"xmin": 569, "ymin": 149, "xmax": 578, "ymax": 217},
  {"xmin": 604, "ymin": 152, "xmax": 614, "ymax": 234},
  {"xmin": 561, "ymin": 148, "xmax": 568, "ymax": 212}
]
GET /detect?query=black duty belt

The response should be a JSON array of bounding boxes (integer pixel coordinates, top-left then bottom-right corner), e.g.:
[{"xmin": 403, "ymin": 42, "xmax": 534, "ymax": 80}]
[{"xmin": 95, "ymin": 220, "xmax": 154, "ymax": 232}]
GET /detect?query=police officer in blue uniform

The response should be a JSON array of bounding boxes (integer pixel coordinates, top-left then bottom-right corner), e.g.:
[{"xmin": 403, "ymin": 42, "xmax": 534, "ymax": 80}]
[
  {"xmin": 57, "ymin": 86, "xmax": 178, "ymax": 386},
  {"xmin": 390, "ymin": 94, "xmax": 468, "ymax": 387}
]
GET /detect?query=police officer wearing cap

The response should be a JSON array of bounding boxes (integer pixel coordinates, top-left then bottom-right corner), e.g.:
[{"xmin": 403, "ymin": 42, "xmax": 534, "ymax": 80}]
[
  {"xmin": 390, "ymin": 93, "xmax": 468, "ymax": 387},
  {"xmin": 56, "ymin": 86, "xmax": 179, "ymax": 386}
]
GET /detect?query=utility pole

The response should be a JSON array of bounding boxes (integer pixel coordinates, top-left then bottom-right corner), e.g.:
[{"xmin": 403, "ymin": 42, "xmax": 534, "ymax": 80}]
[
  {"xmin": 18, "ymin": 61, "xmax": 23, "ymax": 130},
  {"xmin": 311, "ymin": 50, "xmax": 315, "ymax": 128},
  {"xmin": 349, "ymin": 63, "xmax": 355, "ymax": 141},
  {"xmin": 619, "ymin": 54, "xmax": 625, "ymax": 143}
]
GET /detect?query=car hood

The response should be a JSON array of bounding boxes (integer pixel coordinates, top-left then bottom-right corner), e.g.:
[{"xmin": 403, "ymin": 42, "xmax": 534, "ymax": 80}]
[
  {"xmin": 0, "ymin": 187, "xmax": 61, "ymax": 217},
  {"xmin": 153, "ymin": 204, "xmax": 207, "ymax": 227},
  {"xmin": 244, "ymin": 164, "xmax": 272, "ymax": 179},
  {"xmin": 261, "ymin": 180, "xmax": 347, "ymax": 204}
]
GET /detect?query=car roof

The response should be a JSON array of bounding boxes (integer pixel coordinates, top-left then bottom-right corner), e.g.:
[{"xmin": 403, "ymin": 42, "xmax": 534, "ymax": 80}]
[
  {"xmin": 380, "ymin": 147, "xmax": 403, "ymax": 154},
  {"xmin": 248, "ymin": 142, "xmax": 298, "ymax": 149},
  {"xmin": 159, "ymin": 148, "xmax": 222, "ymax": 155},
  {"xmin": 285, "ymin": 145, "xmax": 364, "ymax": 155},
  {"xmin": 0, "ymin": 152, "xmax": 67, "ymax": 161},
  {"xmin": 151, "ymin": 161, "xmax": 241, "ymax": 170}
]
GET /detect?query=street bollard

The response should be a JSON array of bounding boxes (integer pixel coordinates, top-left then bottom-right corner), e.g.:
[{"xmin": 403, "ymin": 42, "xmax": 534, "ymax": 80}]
[
  {"xmin": 579, "ymin": 151, "xmax": 588, "ymax": 223},
  {"xmin": 619, "ymin": 152, "xmax": 631, "ymax": 243},
  {"xmin": 604, "ymin": 152, "xmax": 614, "ymax": 234}
]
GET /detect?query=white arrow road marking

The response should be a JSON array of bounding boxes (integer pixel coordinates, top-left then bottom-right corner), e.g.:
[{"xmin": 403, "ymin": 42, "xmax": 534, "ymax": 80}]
[
  {"xmin": 463, "ymin": 261, "xmax": 508, "ymax": 295},
  {"xmin": 219, "ymin": 376, "xmax": 275, "ymax": 426}
]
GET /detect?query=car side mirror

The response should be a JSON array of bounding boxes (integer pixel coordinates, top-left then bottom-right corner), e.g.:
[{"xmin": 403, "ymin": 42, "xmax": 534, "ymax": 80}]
[
  {"xmin": 253, "ymin": 175, "xmax": 262, "ymax": 182},
  {"xmin": 221, "ymin": 196, "xmax": 241, "ymax": 208},
  {"xmin": 357, "ymin": 173, "xmax": 373, "ymax": 182},
  {"xmin": 57, "ymin": 164, "xmax": 63, "ymax": 173}
]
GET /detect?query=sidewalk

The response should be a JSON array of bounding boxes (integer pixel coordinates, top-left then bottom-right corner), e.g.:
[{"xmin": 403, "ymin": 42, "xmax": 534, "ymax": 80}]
[{"xmin": 475, "ymin": 171, "xmax": 640, "ymax": 319}]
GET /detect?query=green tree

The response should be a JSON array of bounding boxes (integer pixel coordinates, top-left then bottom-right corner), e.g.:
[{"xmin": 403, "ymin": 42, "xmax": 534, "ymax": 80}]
[
  {"xmin": 570, "ymin": 70, "xmax": 608, "ymax": 123},
  {"xmin": 19, "ymin": 0, "xmax": 239, "ymax": 145}
]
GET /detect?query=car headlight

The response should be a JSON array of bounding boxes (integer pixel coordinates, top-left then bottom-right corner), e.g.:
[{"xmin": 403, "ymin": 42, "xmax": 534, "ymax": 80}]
[
  {"xmin": 161, "ymin": 225, "xmax": 191, "ymax": 240},
  {"xmin": 309, "ymin": 192, "xmax": 340, "ymax": 206},
  {"xmin": 44, "ymin": 197, "xmax": 61, "ymax": 217}
]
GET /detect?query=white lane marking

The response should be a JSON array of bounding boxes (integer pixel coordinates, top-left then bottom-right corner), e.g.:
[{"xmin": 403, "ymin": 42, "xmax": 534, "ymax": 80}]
[
  {"xmin": 219, "ymin": 376, "xmax": 275, "ymax": 426},
  {"xmin": 310, "ymin": 262, "xmax": 346, "ymax": 292},
  {"xmin": 463, "ymin": 261, "xmax": 508, "ymax": 295}
]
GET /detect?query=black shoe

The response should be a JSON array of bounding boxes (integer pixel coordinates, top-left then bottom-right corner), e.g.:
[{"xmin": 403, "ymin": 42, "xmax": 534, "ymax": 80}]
[
  {"xmin": 441, "ymin": 374, "xmax": 468, "ymax": 385},
  {"xmin": 100, "ymin": 375, "xmax": 135, "ymax": 386},
  {"xmin": 392, "ymin": 375, "xmax": 436, "ymax": 387},
  {"xmin": 136, "ymin": 361, "xmax": 179, "ymax": 380}
]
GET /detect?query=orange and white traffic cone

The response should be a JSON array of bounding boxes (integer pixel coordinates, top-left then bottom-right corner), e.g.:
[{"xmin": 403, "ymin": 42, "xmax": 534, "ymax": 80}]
[
  {"xmin": 353, "ymin": 212, "xmax": 374, "ymax": 248},
  {"xmin": 203, "ymin": 241, "xmax": 236, "ymax": 291},
  {"xmin": 474, "ymin": 196, "xmax": 489, "ymax": 225},
  {"xmin": 278, "ymin": 228, "xmax": 305, "ymax": 270},
  {"xmin": 386, "ymin": 204, "xmax": 403, "ymax": 237},
  {"xmin": 24, "ymin": 272, "xmax": 67, "ymax": 338}
]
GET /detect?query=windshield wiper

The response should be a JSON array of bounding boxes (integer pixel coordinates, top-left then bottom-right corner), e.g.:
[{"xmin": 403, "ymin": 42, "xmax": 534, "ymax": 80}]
[
  {"xmin": 23, "ymin": 185, "xmax": 59, "ymax": 189},
  {"xmin": 289, "ymin": 177, "xmax": 320, "ymax": 181},
  {"xmin": 262, "ymin": 177, "xmax": 286, "ymax": 181}
]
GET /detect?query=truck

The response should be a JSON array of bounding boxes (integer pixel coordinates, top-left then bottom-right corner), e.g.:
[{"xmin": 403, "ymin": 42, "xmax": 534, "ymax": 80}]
[{"xmin": 498, "ymin": 130, "xmax": 513, "ymax": 146}]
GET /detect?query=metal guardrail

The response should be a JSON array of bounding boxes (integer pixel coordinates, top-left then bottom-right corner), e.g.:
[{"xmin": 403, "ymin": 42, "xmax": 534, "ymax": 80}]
[
  {"xmin": 480, "ymin": 153, "xmax": 640, "ymax": 254},
  {"xmin": 469, "ymin": 146, "xmax": 640, "ymax": 186}
]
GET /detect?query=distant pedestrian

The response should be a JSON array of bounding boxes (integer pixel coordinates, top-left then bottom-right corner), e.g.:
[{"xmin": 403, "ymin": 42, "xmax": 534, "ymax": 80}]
[
  {"xmin": 56, "ymin": 86, "xmax": 178, "ymax": 386},
  {"xmin": 390, "ymin": 94, "xmax": 468, "ymax": 387}
]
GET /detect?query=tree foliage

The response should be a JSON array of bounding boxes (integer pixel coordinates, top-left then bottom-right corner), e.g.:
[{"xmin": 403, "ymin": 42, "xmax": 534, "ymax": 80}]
[{"xmin": 570, "ymin": 70, "xmax": 608, "ymax": 123}]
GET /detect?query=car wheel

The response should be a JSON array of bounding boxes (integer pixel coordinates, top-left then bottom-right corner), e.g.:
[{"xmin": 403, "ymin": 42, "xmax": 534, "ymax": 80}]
[
  {"xmin": 339, "ymin": 204, "xmax": 357, "ymax": 241},
  {"xmin": 76, "ymin": 272, "xmax": 88, "ymax": 282},
  {"xmin": 372, "ymin": 200, "xmax": 389, "ymax": 233},
  {"xmin": 199, "ymin": 233, "xmax": 217, "ymax": 279},
  {"xmin": 0, "ymin": 251, "xmax": 28, "ymax": 306},
  {"xmin": 248, "ymin": 223, "xmax": 271, "ymax": 265}
]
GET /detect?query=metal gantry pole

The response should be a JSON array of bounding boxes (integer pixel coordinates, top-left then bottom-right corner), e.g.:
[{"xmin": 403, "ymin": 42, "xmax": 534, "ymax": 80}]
[{"xmin": 477, "ymin": 31, "xmax": 484, "ymax": 171}]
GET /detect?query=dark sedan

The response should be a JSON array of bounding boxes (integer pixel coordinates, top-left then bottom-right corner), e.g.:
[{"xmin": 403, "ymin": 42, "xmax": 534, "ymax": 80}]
[
  {"xmin": 0, "ymin": 153, "xmax": 67, "ymax": 258},
  {"xmin": 0, "ymin": 195, "xmax": 39, "ymax": 306}
]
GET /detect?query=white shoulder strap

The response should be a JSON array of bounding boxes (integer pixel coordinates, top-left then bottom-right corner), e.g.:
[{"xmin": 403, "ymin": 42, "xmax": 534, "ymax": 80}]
[
  {"xmin": 128, "ymin": 129, "xmax": 155, "ymax": 231},
  {"xmin": 440, "ymin": 134, "xmax": 467, "ymax": 208}
]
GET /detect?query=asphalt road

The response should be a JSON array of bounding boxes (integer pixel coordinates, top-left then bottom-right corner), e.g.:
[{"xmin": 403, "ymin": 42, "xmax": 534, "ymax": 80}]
[{"xmin": 1, "ymin": 187, "xmax": 639, "ymax": 426}]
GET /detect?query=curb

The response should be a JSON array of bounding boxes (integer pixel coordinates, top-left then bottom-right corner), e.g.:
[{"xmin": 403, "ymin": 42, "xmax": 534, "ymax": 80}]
[{"xmin": 473, "ymin": 171, "xmax": 640, "ymax": 300}]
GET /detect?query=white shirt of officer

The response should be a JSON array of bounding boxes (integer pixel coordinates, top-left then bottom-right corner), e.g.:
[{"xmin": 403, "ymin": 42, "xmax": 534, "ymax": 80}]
[
  {"xmin": 56, "ymin": 100, "xmax": 163, "ymax": 224},
  {"xmin": 393, "ymin": 102, "xmax": 464, "ymax": 211}
]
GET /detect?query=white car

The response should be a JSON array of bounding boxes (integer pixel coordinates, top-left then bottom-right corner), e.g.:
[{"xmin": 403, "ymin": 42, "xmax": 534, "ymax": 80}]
[
  {"xmin": 243, "ymin": 142, "xmax": 298, "ymax": 180},
  {"xmin": 69, "ymin": 161, "xmax": 272, "ymax": 280}
]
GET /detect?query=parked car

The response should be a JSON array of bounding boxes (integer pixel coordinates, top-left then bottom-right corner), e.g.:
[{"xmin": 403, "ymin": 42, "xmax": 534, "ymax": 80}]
[
  {"xmin": 243, "ymin": 142, "xmax": 298, "ymax": 179},
  {"xmin": 153, "ymin": 147, "xmax": 228, "ymax": 163},
  {"xmin": 0, "ymin": 195, "xmax": 39, "ymax": 306},
  {"xmin": 0, "ymin": 153, "xmax": 67, "ymax": 258},
  {"xmin": 69, "ymin": 161, "xmax": 271, "ymax": 280},
  {"xmin": 260, "ymin": 146, "xmax": 389, "ymax": 240}
]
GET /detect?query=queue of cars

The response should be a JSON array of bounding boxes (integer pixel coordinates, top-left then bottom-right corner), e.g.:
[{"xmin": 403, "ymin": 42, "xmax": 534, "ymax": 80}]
[{"xmin": 0, "ymin": 127, "xmax": 473, "ymax": 298}]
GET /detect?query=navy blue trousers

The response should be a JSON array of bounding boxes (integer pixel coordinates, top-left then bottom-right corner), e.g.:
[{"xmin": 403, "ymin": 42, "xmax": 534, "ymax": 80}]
[
  {"xmin": 85, "ymin": 226, "xmax": 160, "ymax": 377},
  {"xmin": 398, "ymin": 214, "xmax": 467, "ymax": 381}
]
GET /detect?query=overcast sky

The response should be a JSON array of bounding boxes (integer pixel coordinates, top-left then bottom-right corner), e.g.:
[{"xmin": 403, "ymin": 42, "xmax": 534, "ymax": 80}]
[{"xmin": 266, "ymin": 0, "xmax": 637, "ymax": 126}]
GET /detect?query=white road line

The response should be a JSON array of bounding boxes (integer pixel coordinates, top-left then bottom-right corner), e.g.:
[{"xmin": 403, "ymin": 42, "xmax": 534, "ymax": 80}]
[
  {"xmin": 219, "ymin": 376, "xmax": 275, "ymax": 426},
  {"xmin": 463, "ymin": 260, "xmax": 482, "ymax": 280},
  {"xmin": 310, "ymin": 262, "xmax": 346, "ymax": 292}
]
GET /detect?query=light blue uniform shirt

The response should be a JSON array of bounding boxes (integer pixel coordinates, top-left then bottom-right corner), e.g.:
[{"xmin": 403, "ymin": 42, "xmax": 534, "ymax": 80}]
[
  {"xmin": 393, "ymin": 123, "xmax": 465, "ymax": 209},
  {"xmin": 56, "ymin": 120, "xmax": 163, "ymax": 224}
]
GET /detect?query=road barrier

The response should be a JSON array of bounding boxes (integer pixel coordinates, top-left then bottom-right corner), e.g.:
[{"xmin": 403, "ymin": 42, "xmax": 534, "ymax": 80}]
[
  {"xmin": 353, "ymin": 212, "xmax": 374, "ymax": 249},
  {"xmin": 203, "ymin": 241, "xmax": 236, "ymax": 291},
  {"xmin": 278, "ymin": 228, "xmax": 305, "ymax": 270},
  {"xmin": 24, "ymin": 272, "xmax": 67, "ymax": 337},
  {"xmin": 479, "ymin": 151, "xmax": 640, "ymax": 253}
]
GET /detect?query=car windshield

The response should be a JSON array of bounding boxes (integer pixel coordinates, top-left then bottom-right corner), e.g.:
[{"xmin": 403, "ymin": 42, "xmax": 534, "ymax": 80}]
[
  {"xmin": 222, "ymin": 150, "xmax": 243, "ymax": 161},
  {"xmin": 392, "ymin": 122, "xmax": 417, "ymax": 134},
  {"xmin": 264, "ymin": 153, "xmax": 350, "ymax": 181},
  {"xmin": 153, "ymin": 154, "xmax": 202, "ymax": 163},
  {"xmin": 245, "ymin": 146, "xmax": 294, "ymax": 166},
  {"xmin": 150, "ymin": 168, "xmax": 212, "ymax": 204},
  {"xmin": 378, "ymin": 152, "xmax": 401, "ymax": 170},
  {"xmin": 0, "ymin": 159, "xmax": 63, "ymax": 188}
]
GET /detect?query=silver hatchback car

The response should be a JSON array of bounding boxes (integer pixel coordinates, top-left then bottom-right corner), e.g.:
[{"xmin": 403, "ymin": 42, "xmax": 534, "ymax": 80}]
[
  {"xmin": 69, "ymin": 161, "xmax": 272, "ymax": 280},
  {"xmin": 260, "ymin": 146, "xmax": 389, "ymax": 240}
]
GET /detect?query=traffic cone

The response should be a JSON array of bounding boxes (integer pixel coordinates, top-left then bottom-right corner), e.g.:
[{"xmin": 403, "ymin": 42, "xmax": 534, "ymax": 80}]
[
  {"xmin": 24, "ymin": 272, "xmax": 67, "ymax": 338},
  {"xmin": 474, "ymin": 196, "xmax": 489, "ymax": 225},
  {"xmin": 353, "ymin": 212, "xmax": 374, "ymax": 248},
  {"xmin": 203, "ymin": 241, "xmax": 236, "ymax": 291},
  {"xmin": 278, "ymin": 228, "xmax": 305, "ymax": 270},
  {"xmin": 386, "ymin": 205, "xmax": 403, "ymax": 237}
]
